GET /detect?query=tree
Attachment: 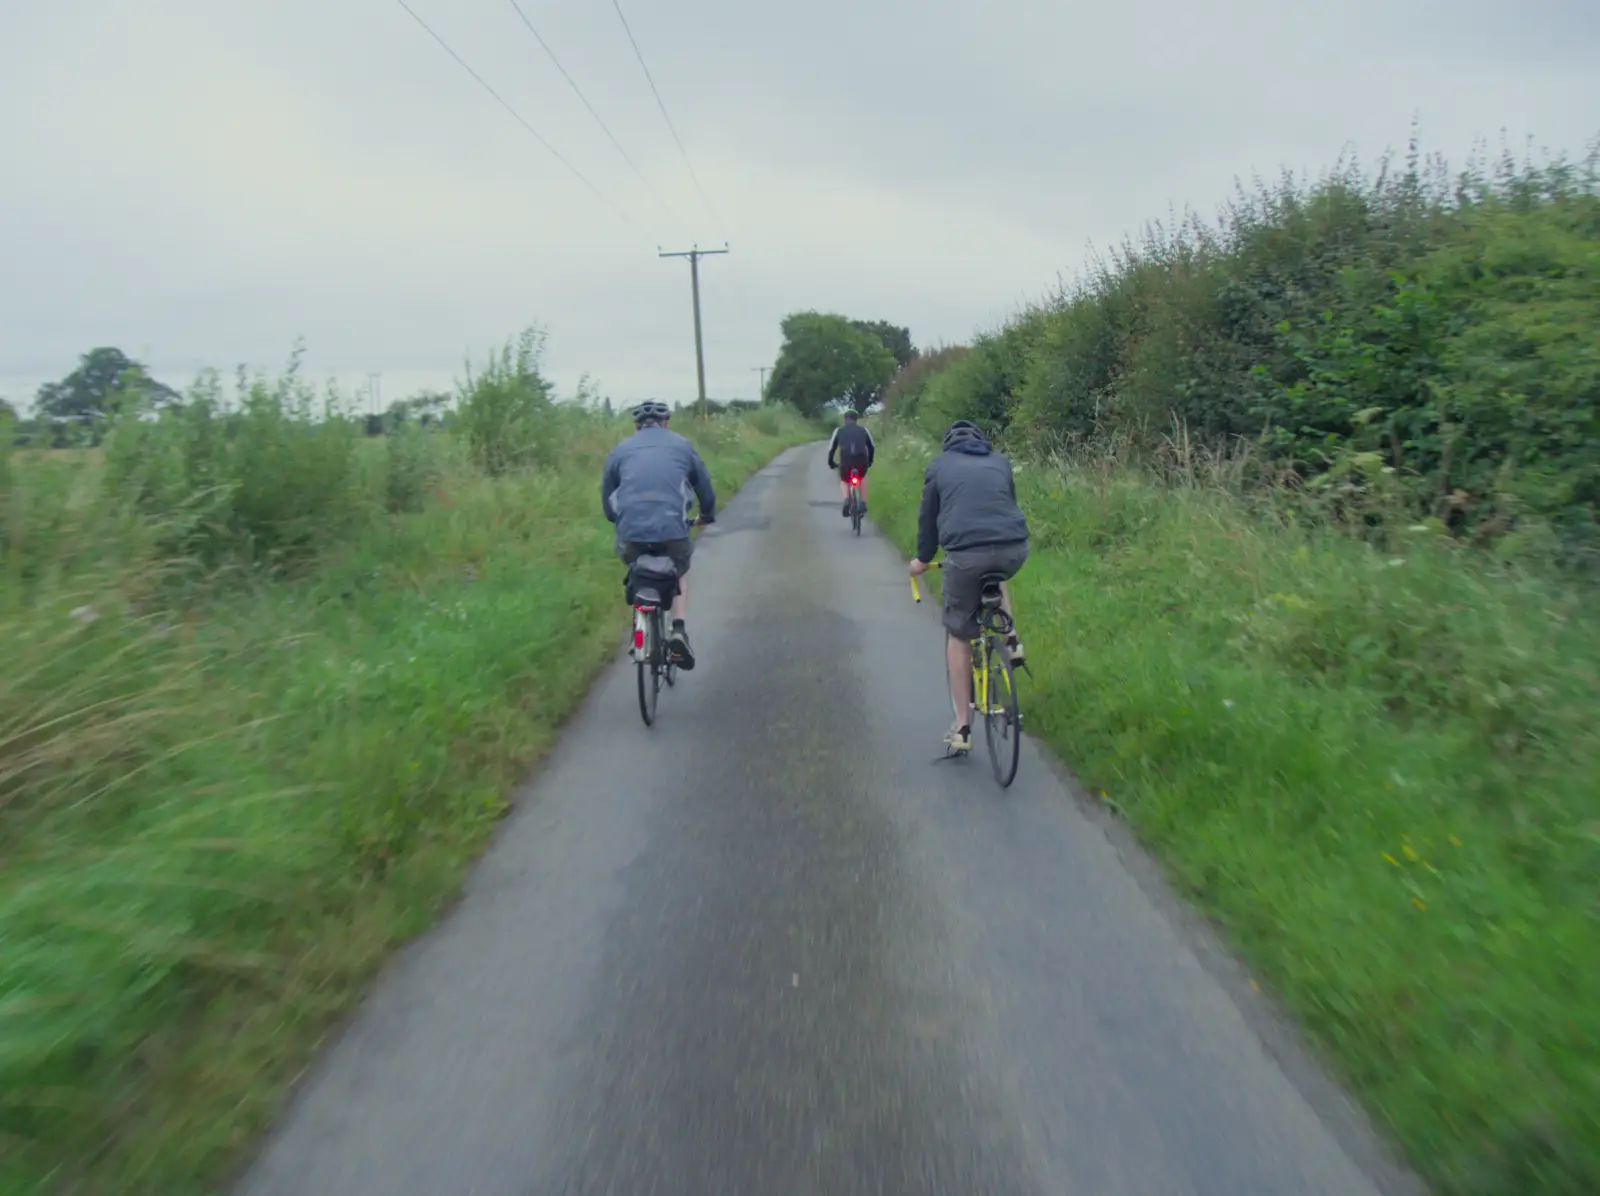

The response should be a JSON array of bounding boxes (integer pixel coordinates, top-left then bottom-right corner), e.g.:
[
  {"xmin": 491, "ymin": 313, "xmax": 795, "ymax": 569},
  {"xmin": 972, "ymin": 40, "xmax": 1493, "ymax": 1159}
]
[
  {"xmin": 34, "ymin": 348, "xmax": 180, "ymax": 442},
  {"xmin": 851, "ymin": 320, "xmax": 917, "ymax": 370},
  {"xmin": 843, "ymin": 320, "xmax": 917, "ymax": 409},
  {"xmin": 766, "ymin": 312, "xmax": 898, "ymax": 419},
  {"xmin": 386, "ymin": 390, "xmax": 451, "ymax": 429},
  {"xmin": 0, "ymin": 397, "xmax": 15, "ymax": 423}
]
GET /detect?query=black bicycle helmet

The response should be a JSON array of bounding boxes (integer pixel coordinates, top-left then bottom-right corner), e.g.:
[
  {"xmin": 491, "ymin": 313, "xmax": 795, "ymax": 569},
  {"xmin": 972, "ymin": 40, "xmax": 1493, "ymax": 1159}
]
[
  {"xmin": 631, "ymin": 399, "xmax": 671, "ymax": 426},
  {"xmin": 941, "ymin": 419, "xmax": 984, "ymax": 450}
]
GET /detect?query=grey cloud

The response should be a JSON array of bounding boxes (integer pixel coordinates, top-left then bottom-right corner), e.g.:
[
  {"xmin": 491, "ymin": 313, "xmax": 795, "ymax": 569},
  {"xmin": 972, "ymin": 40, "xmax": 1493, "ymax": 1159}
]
[{"xmin": 2, "ymin": 0, "xmax": 1596, "ymax": 409}]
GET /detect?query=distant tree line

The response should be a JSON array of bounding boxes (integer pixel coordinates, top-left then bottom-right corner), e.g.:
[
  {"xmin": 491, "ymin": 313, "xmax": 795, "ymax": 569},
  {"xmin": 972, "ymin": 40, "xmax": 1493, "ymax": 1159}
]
[{"xmin": 4, "ymin": 349, "xmax": 459, "ymax": 447}]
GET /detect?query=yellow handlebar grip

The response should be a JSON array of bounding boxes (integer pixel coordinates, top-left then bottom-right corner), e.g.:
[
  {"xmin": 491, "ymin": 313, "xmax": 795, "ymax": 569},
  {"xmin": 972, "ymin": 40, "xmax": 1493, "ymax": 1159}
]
[{"xmin": 910, "ymin": 575, "xmax": 921, "ymax": 603}]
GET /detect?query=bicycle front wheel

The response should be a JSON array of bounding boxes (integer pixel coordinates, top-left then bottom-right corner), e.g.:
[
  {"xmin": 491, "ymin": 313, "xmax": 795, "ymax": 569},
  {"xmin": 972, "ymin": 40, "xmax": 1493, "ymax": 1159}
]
[
  {"xmin": 636, "ymin": 613, "xmax": 660, "ymax": 726},
  {"xmin": 983, "ymin": 639, "xmax": 1021, "ymax": 787}
]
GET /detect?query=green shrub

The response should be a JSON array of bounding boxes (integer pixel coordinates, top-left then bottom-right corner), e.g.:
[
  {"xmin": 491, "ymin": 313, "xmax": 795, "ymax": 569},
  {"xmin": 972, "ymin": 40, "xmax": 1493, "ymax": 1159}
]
[
  {"xmin": 882, "ymin": 345, "xmax": 970, "ymax": 417},
  {"xmin": 381, "ymin": 421, "xmax": 449, "ymax": 514},
  {"xmin": 102, "ymin": 348, "xmax": 362, "ymax": 567},
  {"xmin": 455, "ymin": 327, "xmax": 557, "ymax": 476},
  {"xmin": 900, "ymin": 139, "xmax": 1600, "ymax": 564}
]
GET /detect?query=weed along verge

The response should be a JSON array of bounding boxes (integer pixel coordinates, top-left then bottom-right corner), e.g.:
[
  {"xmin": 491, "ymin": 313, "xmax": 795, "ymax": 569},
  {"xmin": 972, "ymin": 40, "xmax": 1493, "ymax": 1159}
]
[{"xmin": 0, "ymin": 337, "xmax": 816, "ymax": 1196}]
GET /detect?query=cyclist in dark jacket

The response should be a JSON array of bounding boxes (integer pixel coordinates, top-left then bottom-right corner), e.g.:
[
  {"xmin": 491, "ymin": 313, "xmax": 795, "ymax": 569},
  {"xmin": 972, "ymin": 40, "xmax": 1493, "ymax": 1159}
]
[
  {"xmin": 825, "ymin": 408, "xmax": 875, "ymax": 516},
  {"xmin": 908, "ymin": 420, "xmax": 1028, "ymax": 752},
  {"xmin": 602, "ymin": 400, "xmax": 716, "ymax": 669}
]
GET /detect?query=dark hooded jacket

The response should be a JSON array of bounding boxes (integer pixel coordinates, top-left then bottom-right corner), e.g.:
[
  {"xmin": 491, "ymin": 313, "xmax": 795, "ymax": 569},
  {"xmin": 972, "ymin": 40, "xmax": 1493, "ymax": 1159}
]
[{"xmin": 916, "ymin": 435, "xmax": 1029, "ymax": 562}]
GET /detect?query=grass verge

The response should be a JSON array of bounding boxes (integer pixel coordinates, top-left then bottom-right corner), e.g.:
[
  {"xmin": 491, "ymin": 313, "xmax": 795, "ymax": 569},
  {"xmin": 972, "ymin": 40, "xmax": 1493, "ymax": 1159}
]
[
  {"xmin": 0, "ymin": 403, "xmax": 814, "ymax": 1196},
  {"xmin": 867, "ymin": 422, "xmax": 1598, "ymax": 1196}
]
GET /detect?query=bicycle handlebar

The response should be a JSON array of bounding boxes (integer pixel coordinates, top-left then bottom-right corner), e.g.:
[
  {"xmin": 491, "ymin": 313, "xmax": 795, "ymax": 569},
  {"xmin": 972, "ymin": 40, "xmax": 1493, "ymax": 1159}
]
[{"xmin": 908, "ymin": 560, "xmax": 942, "ymax": 603}]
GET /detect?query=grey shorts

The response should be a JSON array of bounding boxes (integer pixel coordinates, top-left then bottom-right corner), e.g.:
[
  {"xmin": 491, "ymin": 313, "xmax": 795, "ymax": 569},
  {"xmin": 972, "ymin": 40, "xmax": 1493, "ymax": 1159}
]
[
  {"xmin": 617, "ymin": 538, "xmax": 693, "ymax": 577},
  {"xmin": 941, "ymin": 542, "xmax": 1028, "ymax": 639}
]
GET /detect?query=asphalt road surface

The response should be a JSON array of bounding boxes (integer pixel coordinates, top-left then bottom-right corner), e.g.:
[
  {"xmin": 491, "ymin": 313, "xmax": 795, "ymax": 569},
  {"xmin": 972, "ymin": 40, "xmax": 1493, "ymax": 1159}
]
[{"xmin": 236, "ymin": 444, "xmax": 1420, "ymax": 1196}]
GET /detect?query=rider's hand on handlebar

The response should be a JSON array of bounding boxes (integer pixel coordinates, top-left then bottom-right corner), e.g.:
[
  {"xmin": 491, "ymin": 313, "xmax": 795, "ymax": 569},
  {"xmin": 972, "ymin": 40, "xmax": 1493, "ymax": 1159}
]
[
  {"xmin": 696, "ymin": 514, "xmax": 715, "ymax": 527},
  {"xmin": 908, "ymin": 558, "xmax": 930, "ymax": 577}
]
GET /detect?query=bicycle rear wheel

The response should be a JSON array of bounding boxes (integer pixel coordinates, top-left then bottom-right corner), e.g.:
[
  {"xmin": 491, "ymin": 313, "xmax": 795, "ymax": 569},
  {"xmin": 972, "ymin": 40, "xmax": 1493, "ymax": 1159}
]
[
  {"xmin": 983, "ymin": 638, "xmax": 1021, "ymax": 787},
  {"xmin": 636, "ymin": 612, "xmax": 660, "ymax": 726}
]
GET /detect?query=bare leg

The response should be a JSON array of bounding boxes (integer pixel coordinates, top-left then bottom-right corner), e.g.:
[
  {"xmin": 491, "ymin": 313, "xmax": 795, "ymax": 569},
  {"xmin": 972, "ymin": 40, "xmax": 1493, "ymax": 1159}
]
[
  {"xmin": 946, "ymin": 633, "xmax": 973, "ymax": 728},
  {"xmin": 839, "ymin": 477, "xmax": 851, "ymax": 504},
  {"xmin": 666, "ymin": 574, "xmax": 696, "ymax": 669},
  {"xmin": 860, "ymin": 474, "xmax": 870, "ymax": 505}
]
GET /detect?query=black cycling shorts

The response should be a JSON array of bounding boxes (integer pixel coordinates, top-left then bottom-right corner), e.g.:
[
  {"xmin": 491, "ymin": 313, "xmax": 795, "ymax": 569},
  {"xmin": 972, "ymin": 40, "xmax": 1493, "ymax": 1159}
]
[
  {"xmin": 941, "ymin": 542, "xmax": 1029, "ymax": 639},
  {"xmin": 837, "ymin": 461, "xmax": 870, "ymax": 481}
]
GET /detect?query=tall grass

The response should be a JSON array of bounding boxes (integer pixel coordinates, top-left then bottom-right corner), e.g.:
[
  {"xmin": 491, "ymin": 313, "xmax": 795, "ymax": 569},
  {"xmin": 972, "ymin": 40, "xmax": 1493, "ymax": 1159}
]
[
  {"xmin": 0, "ymin": 334, "xmax": 816, "ymax": 1196},
  {"xmin": 868, "ymin": 419, "xmax": 1598, "ymax": 1196}
]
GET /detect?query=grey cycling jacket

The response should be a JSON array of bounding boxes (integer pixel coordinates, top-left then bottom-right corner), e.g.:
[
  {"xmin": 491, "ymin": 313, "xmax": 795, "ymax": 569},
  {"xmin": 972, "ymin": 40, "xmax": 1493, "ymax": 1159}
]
[
  {"xmin": 601, "ymin": 426, "xmax": 717, "ymax": 544},
  {"xmin": 916, "ymin": 437, "xmax": 1029, "ymax": 562}
]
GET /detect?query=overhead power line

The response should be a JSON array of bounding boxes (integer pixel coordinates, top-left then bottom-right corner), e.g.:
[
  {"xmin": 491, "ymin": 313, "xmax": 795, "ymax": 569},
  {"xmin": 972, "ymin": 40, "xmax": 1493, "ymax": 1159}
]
[
  {"xmin": 392, "ymin": 0, "xmax": 632, "ymax": 226},
  {"xmin": 609, "ymin": 0, "xmax": 720, "ymax": 228},
  {"xmin": 506, "ymin": 0, "xmax": 681, "ymax": 229}
]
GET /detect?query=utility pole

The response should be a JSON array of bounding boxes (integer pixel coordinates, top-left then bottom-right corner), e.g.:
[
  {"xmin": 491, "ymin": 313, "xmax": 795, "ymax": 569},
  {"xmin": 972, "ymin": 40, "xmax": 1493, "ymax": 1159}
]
[
  {"xmin": 751, "ymin": 366, "xmax": 768, "ymax": 399},
  {"xmin": 658, "ymin": 243, "xmax": 728, "ymax": 419}
]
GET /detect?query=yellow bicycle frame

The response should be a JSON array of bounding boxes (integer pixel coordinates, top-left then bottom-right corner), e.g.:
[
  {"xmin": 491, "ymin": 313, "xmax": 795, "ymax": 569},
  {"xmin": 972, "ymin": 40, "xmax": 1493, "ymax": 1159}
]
[{"xmin": 910, "ymin": 567, "xmax": 994, "ymax": 718}]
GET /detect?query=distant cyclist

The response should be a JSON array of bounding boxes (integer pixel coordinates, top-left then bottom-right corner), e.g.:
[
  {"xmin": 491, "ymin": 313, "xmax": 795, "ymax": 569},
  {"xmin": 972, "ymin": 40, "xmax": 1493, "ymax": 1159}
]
[
  {"xmin": 826, "ymin": 407, "xmax": 875, "ymax": 517},
  {"xmin": 907, "ymin": 420, "xmax": 1028, "ymax": 752},
  {"xmin": 602, "ymin": 400, "xmax": 716, "ymax": 669}
]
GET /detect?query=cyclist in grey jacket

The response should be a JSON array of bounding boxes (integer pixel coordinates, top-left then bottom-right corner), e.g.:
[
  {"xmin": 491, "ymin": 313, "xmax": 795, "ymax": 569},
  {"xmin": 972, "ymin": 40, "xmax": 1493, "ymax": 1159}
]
[
  {"xmin": 602, "ymin": 400, "xmax": 716, "ymax": 669},
  {"xmin": 908, "ymin": 420, "xmax": 1028, "ymax": 752}
]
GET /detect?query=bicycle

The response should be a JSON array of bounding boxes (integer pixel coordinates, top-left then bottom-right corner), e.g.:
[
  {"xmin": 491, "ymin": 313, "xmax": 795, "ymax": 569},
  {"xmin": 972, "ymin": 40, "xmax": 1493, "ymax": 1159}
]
[
  {"xmin": 625, "ymin": 554, "xmax": 677, "ymax": 726},
  {"xmin": 846, "ymin": 468, "xmax": 866, "ymax": 535},
  {"xmin": 910, "ymin": 562, "xmax": 1023, "ymax": 787},
  {"xmin": 623, "ymin": 515, "xmax": 709, "ymax": 726}
]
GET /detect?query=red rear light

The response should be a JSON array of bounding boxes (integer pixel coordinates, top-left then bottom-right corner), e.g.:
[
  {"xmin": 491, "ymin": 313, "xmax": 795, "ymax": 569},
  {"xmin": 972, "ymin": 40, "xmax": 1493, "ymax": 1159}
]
[{"xmin": 632, "ymin": 629, "xmax": 644, "ymax": 649}]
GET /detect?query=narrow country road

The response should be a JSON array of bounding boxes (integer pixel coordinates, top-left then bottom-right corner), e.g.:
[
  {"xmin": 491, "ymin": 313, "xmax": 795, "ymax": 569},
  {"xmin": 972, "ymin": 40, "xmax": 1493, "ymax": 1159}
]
[{"xmin": 236, "ymin": 444, "xmax": 1418, "ymax": 1196}]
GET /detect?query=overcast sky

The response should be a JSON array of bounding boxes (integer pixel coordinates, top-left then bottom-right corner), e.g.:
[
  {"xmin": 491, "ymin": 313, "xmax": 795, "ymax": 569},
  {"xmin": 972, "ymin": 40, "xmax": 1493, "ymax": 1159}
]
[{"xmin": 3, "ymin": 0, "xmax": 1596, "ymax": 411}]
